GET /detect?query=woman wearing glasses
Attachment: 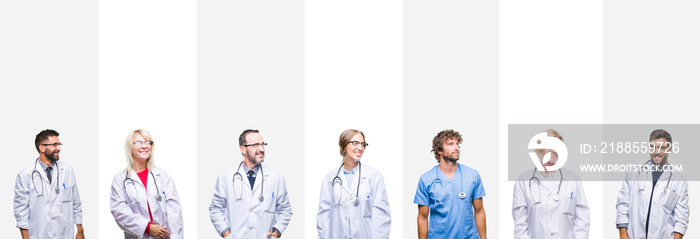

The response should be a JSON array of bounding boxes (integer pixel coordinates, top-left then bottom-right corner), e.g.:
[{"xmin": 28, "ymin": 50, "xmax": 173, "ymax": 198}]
[
  {"xmin": 316, "ymin": 129, "xmax": 391, "ymax": 239},
  {"xmin": 512, "ymin": 129, "xmax": 590, "ymax": 239},
  {"xmin": 110, "ymin": 129, "xmax": 184, "ymax": 239}
]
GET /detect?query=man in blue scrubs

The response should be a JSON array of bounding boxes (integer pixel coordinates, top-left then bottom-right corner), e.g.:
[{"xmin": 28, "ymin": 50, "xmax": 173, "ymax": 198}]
[{"xmin": 414, "ymin": 129, "xmax": 487, "ymax": 239}]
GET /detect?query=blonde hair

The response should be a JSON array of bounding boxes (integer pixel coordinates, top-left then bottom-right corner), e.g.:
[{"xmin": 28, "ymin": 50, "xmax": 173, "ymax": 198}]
[
  {"xmin": 124, "ymin": 129, "xmax": 155, "ymax": 173},
  {"xmin": 339, "ymin": 129, "xmax": 365, "ymax": 158}
]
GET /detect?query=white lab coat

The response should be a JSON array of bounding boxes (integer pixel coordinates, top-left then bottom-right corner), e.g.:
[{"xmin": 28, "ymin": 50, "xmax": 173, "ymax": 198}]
[
  {"xmin": 512, "ymin": 168, "xmax": 590, "ymax": 239},
  {"xmin": 316, "ymin": 163, "xmax": 391, "ymax": 239},
  {"xmin": 110, "ymin": 167, "xmax": 184, "ymax": 239},
  {"xmin": 616, "ymin": 168, "xmax": 689, "ymax": 239},
  {"xmin": 209, "ymin": 163, "xmax": 293, "ymax": 239},
  {"xmin": 14, "ymin": 160, "xmax": 83, "ymax": 239}
]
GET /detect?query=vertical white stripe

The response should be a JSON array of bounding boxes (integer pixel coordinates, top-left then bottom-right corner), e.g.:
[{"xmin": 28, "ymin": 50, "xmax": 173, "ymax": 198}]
[
  {"xmin": 305, "ymin": 0, "xmax": 403, "ymax": 238},
  {"xmin": 500, "ymin": 0, "xmax": 603, "ymax": 238},
  {"xmin": 98, "ymin": 1, "xmax": 197, "ymax": 238}
]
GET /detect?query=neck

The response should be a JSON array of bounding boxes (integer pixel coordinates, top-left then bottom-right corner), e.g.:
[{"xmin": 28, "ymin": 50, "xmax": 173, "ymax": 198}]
[
  {"xmin": 343, "ymin": 158, "xmax": 359, "ymax": 171},
  {"xmin": 39, "ymin": 156, "xmax": 53, "ymax": 166},
  {"xmin": 134, "ymin": 162, "xmax": 146, "ymax": 173},
  {"xmin": 438, "ymin": 159, "xmax": 458, "ymax": 173},
  {"xmin": 244, "ymin": 159, "xmax": 258, "ymax": 170}
]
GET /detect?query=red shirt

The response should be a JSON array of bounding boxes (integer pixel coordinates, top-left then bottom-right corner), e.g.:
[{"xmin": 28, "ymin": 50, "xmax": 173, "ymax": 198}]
[{"xmin": 137, "ymin": 169, "xmax": 154, "ymax": 234}]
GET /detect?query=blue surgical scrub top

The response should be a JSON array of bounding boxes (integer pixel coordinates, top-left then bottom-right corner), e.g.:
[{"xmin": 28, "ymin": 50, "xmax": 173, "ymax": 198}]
[{"xmin": 414, "ymin": 164, "xmax": 486, "ymax": 239}]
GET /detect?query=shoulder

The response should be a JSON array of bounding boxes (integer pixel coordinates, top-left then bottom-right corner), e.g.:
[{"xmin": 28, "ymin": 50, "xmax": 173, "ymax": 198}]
[
  {"xmin": 515, "ymin": 169, "xmax": 533, "ymax": 182},
  {"xmin": 151, "ymin": 167, "xmax": 171, "ymax": 177},
  {"xmin": 460, "ymin": 164, "xmax": 482, "ymax": 178},
  {"xmin": 360, "ymin": 163, "xmax": 382, "ymax": 177},
  {"xmin": 560, "ymin": 168, "xmax": 582, "ymax": 181},
  {"xmin": 323, "ymin": 167, "xmax": 339, "ymax": 179},
  {"xmin": 112, "ymin": 169, "xmax": 129, "ymax": 181},
  {"xmin": 56, "ymin": 161, "xmax": 74, "ymax": 171},
  {"xmin": 671, "ymin": 171, "xmax": 686, "ymax": 181},
  {"xmin": 261, "ymin": 165, "xmax": 285, "ymax": 181},
  {"xmin": 17, "ymin": 163, "xmax": 35, "ymax": 177},
  {"xmin": 216, "ymin": 165, "xmax": 239, "ymax": 178},
  {"xmin": 418, "ymin": 166, "xmax": 438, "ymax": 184}
]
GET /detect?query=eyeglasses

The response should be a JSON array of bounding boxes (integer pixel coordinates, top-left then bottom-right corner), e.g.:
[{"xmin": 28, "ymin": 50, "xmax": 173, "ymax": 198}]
[
  {"xmin": 133, "ymin": 141, "xmax": 153, "ymax": 147},
  {"xmin": 243, "ymin": 142, "xmax": 268, "ymax": 148},
  {"xmin": 348, "ymin": 141, "xmax": 368, "ymax": 148},
  {"xmin": 41, "ymin": 143, "xmax": 63, "ymax": 147}
]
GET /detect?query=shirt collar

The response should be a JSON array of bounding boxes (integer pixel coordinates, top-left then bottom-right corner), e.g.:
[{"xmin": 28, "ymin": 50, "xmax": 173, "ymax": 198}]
[
  {"xmin": 245, "ymin": 164, "xmax": 260, "ymax": 175},
  {"xmin": 343, "ymin": 165, "xmax": 358, "ymax": 175},
  {"xmin": 38, "ymin": 158, "xmax": 54, "ymax": 171}
]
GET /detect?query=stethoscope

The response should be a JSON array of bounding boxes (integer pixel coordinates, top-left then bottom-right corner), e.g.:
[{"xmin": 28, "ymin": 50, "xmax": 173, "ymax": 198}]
[
  {"xmin": 233, "ymin": 161, "xmax": 265, "ymax": 202},
  {"xmin": 431, "ymin": 164, "xmax": 466, "ymax": 205},
  {"xmin": 31, "ymin": 158, "xmax": 59, "ymax": 196},
  {"xmin": 637, "ymin": 160, "xmax": 672, "ymax": 192},
  {"xmin": 332, "ymin": 161, "xmax": 362, "ymax": 206},
  {"xmin": 529, "ymin": 168, "xmax": 563, "ymax": 204},
  {"xmin": 123, "ymin": 169, "xmax": 162, "ymax": 204}
]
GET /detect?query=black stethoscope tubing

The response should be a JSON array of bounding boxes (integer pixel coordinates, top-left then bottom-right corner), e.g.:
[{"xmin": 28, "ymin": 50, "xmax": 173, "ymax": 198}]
[
  {"xmin": 333, "ymin": 161, "xmax": 362, "ymax": 206},
  {"xmin": 529, "ymin": 167, "xmax": 563, "ymax": 203},
  {"xmin": 233, "ymin": 161, "xmax": 265, "ymax": 202},
  {"xmin": 637, "ymin": 159, "xmax": 672, "ymax": 191},
  {"xmin": 32, "ymin": 158, "xmax": 59, "ymax": 195},
  {"xmin": 123, "ymin": 169, "xmax": 162, "ymax": 202}
]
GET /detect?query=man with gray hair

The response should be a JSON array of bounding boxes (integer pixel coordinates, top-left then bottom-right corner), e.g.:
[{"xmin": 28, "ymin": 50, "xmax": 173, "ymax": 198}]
[{"xmin": 210, "ymin": 129, "xmax": 293, "ymax": 238}]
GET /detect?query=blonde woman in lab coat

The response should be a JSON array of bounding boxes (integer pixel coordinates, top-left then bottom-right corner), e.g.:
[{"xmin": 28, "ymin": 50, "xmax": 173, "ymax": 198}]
[
  {"xmin": 110, "ymin": 129, "xmax": 184, "ymax": 239},
  {"xmin": 512, "ymin": 129, "xmax": 590, "ymax": 238}
]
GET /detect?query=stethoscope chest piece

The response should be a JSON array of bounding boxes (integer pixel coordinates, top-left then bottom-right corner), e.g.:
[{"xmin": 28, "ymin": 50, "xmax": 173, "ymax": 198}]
[
  {"xmin": 459, "ymin": 192, "xmax": 466, "ymax": 199},
  {"xmin": 259, "ymin": 194, "xmax": 265, "ymax": 202},
  {"xmin": 553, "ymin": 195, "xmax": 560, "ymax": 201},
  {"xmin": 353, "ymin": 197, "xmax": 359, "ymax": 205}
]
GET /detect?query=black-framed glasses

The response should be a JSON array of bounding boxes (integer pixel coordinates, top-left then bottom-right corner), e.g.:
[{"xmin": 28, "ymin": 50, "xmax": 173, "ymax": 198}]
[
  {"xmin": 348, "ymin": 141, "xmax": 368, "ymax": 148},
  {"xmin": 133, "ymin": 141, "xmax": 153, "ymax": 147},
  {"xmin": 41, "ymin": 143, "xmax": 63, "ymax": 147},
  {"xmin": 243, "ymin": 142, "xmax": 268, "ymax": 148}
]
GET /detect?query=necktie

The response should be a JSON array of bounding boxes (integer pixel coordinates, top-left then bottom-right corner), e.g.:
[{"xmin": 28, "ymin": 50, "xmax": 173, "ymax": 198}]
[
  {"xmin": 46, "ymin": 166, "xmax": 53, "ymax": 184},
  {"xmin": 247, "ymin": 170, "xmax": 255, "ymax": 190}
]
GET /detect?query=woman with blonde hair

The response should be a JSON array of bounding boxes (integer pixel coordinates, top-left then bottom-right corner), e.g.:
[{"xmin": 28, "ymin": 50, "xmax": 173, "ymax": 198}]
[
  {"xmin": 316, "ymin": 129, "xmax": 391, "ymax": 238},
  {"xmin": 512, "ymin": 129, "xmax": 590, "ymax": 239},
  {"xmin": 110, "ymin": 129, "xmax": 184, "ymax": 239}
]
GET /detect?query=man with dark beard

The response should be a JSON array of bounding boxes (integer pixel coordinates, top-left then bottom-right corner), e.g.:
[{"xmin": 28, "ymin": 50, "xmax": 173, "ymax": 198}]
[
  {"xmin": 210, "ymin": 129, "xmax": 293, "ymax": 239},
  {"xmin": 14, "ymin": 129, "xmax": 84, "ymax": 239},
  {"xmin": 414, "ymin": 129, "xmax": 487, "ymax": 239},
  {"xmin": 616, "ymin": 129, "xmax": 689, "ymax": 239}
]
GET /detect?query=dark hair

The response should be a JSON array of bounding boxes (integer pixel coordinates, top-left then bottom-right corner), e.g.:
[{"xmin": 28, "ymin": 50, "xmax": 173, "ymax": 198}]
[
  {"xmin": 649, "ymin": 129, "xmax": 672, "ymax": 143},
  {"xmin": 431, "ymin": 129, "xmax": 463, "ymax": 162},
  {"xmin": 239, "ymin": 129, "xmax": 260, "ymax": 146},
  {"xmin": 35, "ymin": 129, "xmax": 60, "ymax": 153}
]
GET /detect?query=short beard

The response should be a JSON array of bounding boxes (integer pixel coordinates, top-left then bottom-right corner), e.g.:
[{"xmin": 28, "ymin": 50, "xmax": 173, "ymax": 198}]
[
  {"xmin": 246, "ymin": 152, "xmax": 264, "ymax": 165},
  {"xmin": 45, "ymin": 150, "xmax": 59, "ymax": 163},
  {"xmin": 443, "ymin": 155, "xmax": 459, "ymax": 163}
]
